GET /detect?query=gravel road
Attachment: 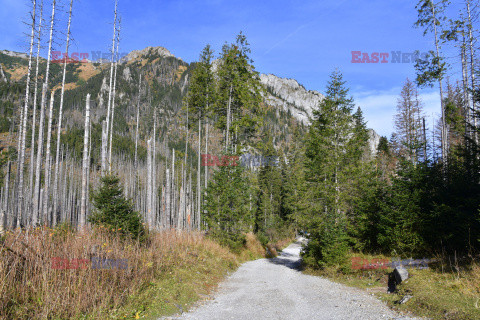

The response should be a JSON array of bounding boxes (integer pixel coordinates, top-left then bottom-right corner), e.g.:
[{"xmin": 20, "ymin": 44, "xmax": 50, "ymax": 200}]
[{"xmin": 163, "ymin": 239, "xmax": 421, "ymax": 320}]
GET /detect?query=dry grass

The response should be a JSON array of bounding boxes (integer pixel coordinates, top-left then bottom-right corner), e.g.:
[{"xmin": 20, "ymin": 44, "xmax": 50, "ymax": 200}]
[
  {"xmin": 0, "ymin": 226, "xmax": 255, "ymax": 319},
  {"xmin": 76, "ymin": 63, "xmax": 100, "ymax": 81},
  {"xmin": 175, "ymin": 65, "xmax": 187, "ymax": 82},
  {"xmin": 385, "ymin": 258, "xmax": 480, "ymax": 319},
  {"xmin": 52, "ymin": 82, "xmax": 79, "ymax": 92},
  {"xmin": 8, "ymin": 65, "xmax": 27, "ymax": 81},
  {"xmin": 272, "ymin": 237, "xmax": 294, "ymax": 252},
  {"xmin": 237, "ymin": 232, "xmax": 265, "ymax": 262}
]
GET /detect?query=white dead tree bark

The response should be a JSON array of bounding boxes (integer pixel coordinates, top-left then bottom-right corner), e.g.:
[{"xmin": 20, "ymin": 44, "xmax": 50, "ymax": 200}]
[
  {"xmin": 430, "ymin": 2, "xmax": 447, "ymax": 160},
  {"xmin": 0, "ymin": 64, "xmax": 6, "ymax": 83},
  {"xmin": 197, "ymin": 118, "xmax": 201, "ymax": 230},
  {"xmin": 178, "ymin": 170, "xmax": 184, "ymax": 231},
  {"xmin": 101, "ymin": 120, "xmax": 108, "ymax": 175},
  {"xmin": 147, "ymin": 138, "xmax": 154, "ymax": 228},
  {"xmin": 108, "ymin": 17, "xmax": 121, "ymax": 173},
  {"xmin": 86, "ymin": 121, "xmax": 91, "ymax": 218},
  {"xmin": 42, "ymin": 92, "xmax": 55, "ymax": 224},
  {"xmin": 461, "ymin": 33, "xmax": 471, "ymax": 139},
  {"xmin": 53, "ymin": 0, "xmax": 74, "ymax": 223},
  {"xmin": 32, "ymin": 0, "xmax": 56, "ymax": 226},
  {"xmin": 170, "ymin": 149, "xmax": 177, "ymax": 228},
  {"xmin": 204, "ymin": 118, "xmax": 208, "ymax": 218},
  {"xmin": 187, "ymin": 171, "xmax": 192, "ymax": 230},
  {"xmin": 79, "ymin": 94, "xmax": 91, "ymax": 229},
  {"xmin": 152, "ymin": 113, "xmax": 157, "ymax": 228},
  {"xmin": 32, "ymin": 84, "xmax": 47, "ymax": 226},
  {"xmin": 105, "ymin": 0, "xmax": 118, "ymax": 172},
  {"xmin": 165, "ymin": 167, "xmax": 170, "ymax": 229},
  {"xmin": 134, "ymin": 74, "xmax": 141, "ymax": 169},
  {"xmin": 29, "ymin": 0, "xmax": 44, "ymax": 198},
  {"xmin": 466, "ymin": 0, "xmax": 477, "ymax": 144},
  {"xmin": 16, "ymin": 0, "xmax": 37, "ymax": 226}
]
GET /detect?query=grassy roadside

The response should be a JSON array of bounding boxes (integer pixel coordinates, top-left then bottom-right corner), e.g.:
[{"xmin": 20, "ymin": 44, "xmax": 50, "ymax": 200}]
[
  {"xmin": 0, "ymin": 227, "xmax": 265, "ymax": 319},
  {"xmin": 304, "ymin": 253, "xmax": 480, "ymax": 320}
]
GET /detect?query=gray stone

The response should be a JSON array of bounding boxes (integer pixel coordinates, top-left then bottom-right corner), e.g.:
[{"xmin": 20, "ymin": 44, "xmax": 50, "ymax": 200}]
[
  {"xmin": 394, "ymin": 266, "xmax": 409, "ymax": 284},
  {"xmin": 399, "ymin": 295, "xmax": 413, "ymax": 304}
]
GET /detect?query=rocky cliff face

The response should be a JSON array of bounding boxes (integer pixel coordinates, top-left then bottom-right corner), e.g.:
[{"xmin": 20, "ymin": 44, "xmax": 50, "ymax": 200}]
[
  {"xmin": 260, "ymin": 73, "xmax": 323, "ymax": 125},
  {"xmin": 368, "ymin": 129, "xmax": 381, "ymax": 155},
  {"xmin": 259, "ymin": 73, "xmax": 379, "ymax": 154}
]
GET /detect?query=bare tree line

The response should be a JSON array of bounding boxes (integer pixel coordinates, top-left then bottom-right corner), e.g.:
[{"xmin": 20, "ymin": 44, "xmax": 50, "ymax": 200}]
[{"xmin": 1, "ymin": 0, "xmax": 204, "ymax": 233}]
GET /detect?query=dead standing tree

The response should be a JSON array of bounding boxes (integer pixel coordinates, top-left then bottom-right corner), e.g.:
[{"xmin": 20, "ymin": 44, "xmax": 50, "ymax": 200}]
[
  {"xmin": 16, "ymin": 0, "xmax": 37, "ymax": 227},
  {"xmin": 53, "ymin": 0, "xmax": 74, "ymax": 224}
]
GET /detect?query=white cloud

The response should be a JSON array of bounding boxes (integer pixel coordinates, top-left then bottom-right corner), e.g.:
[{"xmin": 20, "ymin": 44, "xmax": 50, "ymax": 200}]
[{"xmin": 353, "ymin": 87, "xmax": 441, "ymax": 137}]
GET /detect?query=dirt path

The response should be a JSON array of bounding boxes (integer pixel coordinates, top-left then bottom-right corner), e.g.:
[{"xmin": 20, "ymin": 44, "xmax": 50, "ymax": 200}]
[{"xmin": 164, "ymin": 240, "xmax": 420, "ymax": 320}]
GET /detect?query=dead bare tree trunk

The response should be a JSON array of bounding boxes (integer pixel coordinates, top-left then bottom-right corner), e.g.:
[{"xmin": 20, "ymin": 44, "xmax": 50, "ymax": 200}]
[
  {"xmin": 29, "ymin": 0, "xmax": 44, "ymax": 198},
  {"xmin": 165, "ymin": 167, "xmax": 170, "ymax": 229},
  {"xmin": 53, "ymin": 0, "xmax": 74, "ymax": 223},
  {"xmin": 146, "ymin": 138, "xmax": 153, "ymax": 228},
  {"xmin": 152, "ymin": 113, "xmax": 157, "ymax": 228},
  {"xmin": 466, "ymin": 0, "xmax": 477, "ymax": 144},
  {"xmin": 79, "ymin": 94, "xmax": 91, "ymax": 229},
  {"xmin": 197, "ymin": 118, "xmax": 201, "ymax": 230},
  {"xmin": 42, "ymin": 92, "xmax": 55, "ymax": 224},
  {"xmin": 32, "ymin": 84, "xmax": 47, "ymax": 226},
  {"xmin": 108, "ymin": 17, "xmax": 121, "ymax": 173},
  {"xmin": 0, "ymin": 64, "xmax": 6, "ymax": 83},
  {"xmin": 101, "ymin": 120, "xmax": 108, "ymax": 175},
  {"xmin": 178, "ymin": 170, "xmax": 184, "ymax": 230},
  {"xmin": 171, "ymin": 149, "xmax": 175, "ymax": 228},
  {"xmin": 16, "ymin": 0, "xmax": 37, "ymax": 226},
  {"xmin": 32, "ymin": 0, "xmax": 56, "ymax": 226},
  {"xmin": 105, "ymin": 0, "xmax": 118, "ymax": 172},
  {"xmin": 430, "ymin": 3, "xmax": 447, "ymax": 161},
  {"xmin": 461, "ymin": 33, "xmax": 471, "ymax": 140},
  {"xmin": 134, "ymin": 74, "xmax": 141, "ymax": 169}
]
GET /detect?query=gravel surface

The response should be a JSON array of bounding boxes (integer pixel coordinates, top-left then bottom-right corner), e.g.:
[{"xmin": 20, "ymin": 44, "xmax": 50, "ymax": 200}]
[{"xmin": 162, "ymin": 239, "xmax": 422, "ymax": 320}]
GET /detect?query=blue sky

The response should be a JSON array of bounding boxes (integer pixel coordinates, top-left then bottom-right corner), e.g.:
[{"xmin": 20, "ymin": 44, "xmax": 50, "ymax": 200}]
[{"xmin": 0, "ymin": 0, "xmax": 467, "ymax": 137}]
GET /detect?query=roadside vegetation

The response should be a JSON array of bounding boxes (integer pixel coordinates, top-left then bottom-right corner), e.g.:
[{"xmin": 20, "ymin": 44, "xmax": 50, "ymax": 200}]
[
  {"xmin": 0, "ymin": 226, "xmax": 269, "ymax": 319},
  {"xmin": 304, "ymin": 252, "xmax": 480, "ymax": 320}
]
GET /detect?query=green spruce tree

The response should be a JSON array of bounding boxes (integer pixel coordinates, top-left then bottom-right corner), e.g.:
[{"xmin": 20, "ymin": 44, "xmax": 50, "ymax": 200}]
[
  {"xmin": 215, "ymin": 32, "xmax": 264, "ymax": 149},
  {"xmin": 303, "ymin": 70, "xmax": 368, "ymax": 269},
  {"xmin": 204, "ymin": 159, "xmax": 254, "ymax": 250},
  {"xmin": 89, "ymin": 175, "xmax": 145, "ymax": 241}
]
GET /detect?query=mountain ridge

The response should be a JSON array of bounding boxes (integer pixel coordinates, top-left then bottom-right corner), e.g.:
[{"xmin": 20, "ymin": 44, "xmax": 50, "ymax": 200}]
[{"xmin": 0, "ymin": 46, "xmax": 379, "ymax": 153}]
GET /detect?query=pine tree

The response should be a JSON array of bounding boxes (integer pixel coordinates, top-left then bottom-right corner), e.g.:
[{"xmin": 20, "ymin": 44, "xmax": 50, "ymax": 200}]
[
  {"xmin": 255, "ymin": 138, "xmax": 283, "ymax": 241},
  {"xmin": 415, "ymin": 0, "xmax": 449, "ymax": 160},
  {"xmin": 215, "ymin": 32, "xmax": 264, "ymax": 149},
  {"xmin": 281, "ymin": 135, "xmax": 309, "ymax": 232},
  {"xmin": 204, "ymin": 160, "xmax": 253, "ymax": 250},
  {"xmin": 89, "ymin": 175, "xmax": 145, "ymax": 241},
  {"xmin": 393, "ymin": 78, "xmax": 424, "ymax": 164},
  {"xmin": 303, "ymin": 70, "xmax": 367, "ymax": 268}
]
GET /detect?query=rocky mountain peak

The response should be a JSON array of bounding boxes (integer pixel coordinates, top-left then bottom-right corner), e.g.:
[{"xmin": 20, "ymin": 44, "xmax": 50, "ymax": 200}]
[
  {"xmin": 124, "ymin": 46, "xmax": 177, "ymax": 62},
  {"xmin": 259, "ymin": 73, "xmax": 324, "ymax": 125}
]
